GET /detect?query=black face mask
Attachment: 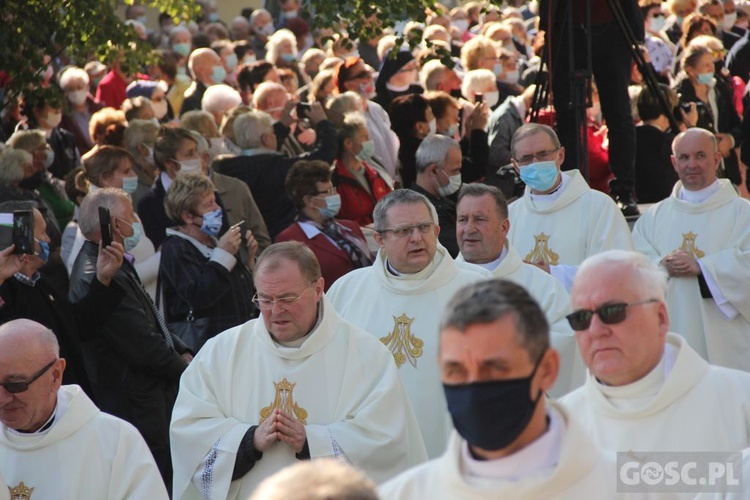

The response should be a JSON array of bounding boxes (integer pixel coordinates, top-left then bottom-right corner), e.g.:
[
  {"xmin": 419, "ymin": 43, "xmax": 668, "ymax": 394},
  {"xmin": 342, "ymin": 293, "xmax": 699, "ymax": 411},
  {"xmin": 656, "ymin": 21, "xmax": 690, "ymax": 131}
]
[
  {"xmin": 19, "ymin": 171, "xmax": 44, "ymax": 191},
  {"xmin": 449, "ymin": 88, "xmax": 463, "ymax": 100},
  {"xmin": 443, "ymin": 351, "xmax": 546, "ymax": 452}
]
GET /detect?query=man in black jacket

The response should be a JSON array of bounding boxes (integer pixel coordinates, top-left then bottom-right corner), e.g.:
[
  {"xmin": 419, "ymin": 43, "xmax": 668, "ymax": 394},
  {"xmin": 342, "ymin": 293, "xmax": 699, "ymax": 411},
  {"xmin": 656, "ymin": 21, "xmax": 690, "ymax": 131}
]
[
  {"xmin": 214, "ymin": 102, "xmax": 338, "ymax": 240},
  {"xmin": 69, "ymin": 188, "xmax": 191, "ymax": 491}
]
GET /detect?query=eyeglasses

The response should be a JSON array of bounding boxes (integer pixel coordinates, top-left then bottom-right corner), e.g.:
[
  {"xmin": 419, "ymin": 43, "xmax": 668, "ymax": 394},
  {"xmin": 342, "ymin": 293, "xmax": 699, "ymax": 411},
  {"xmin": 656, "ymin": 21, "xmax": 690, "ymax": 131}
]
[
  {"xmin": 566, "ymin": 299, "xmax": 659, "ymax": 331},
  {"xmin": 514, "ymin": 148, "xmax": 560, "ymax": 166},
  {"xmin": 377, "ymin": 221, "xmax": 434, "ymax": 238},
  {"xmin": 252, "ymin": 284, "xmax": 315, "ymax": 311},
  {"xmin": 1, "ymin": 359, "xmax": 57, "ymax": 394}
]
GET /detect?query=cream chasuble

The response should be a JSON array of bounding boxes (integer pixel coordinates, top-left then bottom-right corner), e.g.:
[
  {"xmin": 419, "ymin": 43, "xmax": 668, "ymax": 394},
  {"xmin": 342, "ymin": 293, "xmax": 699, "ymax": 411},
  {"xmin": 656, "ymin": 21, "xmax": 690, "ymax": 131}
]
[
  {"xmin": 0, "ymin": 385, "xmax": 168, "ymax": 500},
  {"xmin": 561, "ymin": 333, "xmax": 750, "ymax": 454},
  {"xmin": 326, "ymin": 245, "xmax": 489, "ymax": 458},
  {"xmin": 456, "ymin": 244, "xmax": 585, "ymax": 397},
  {"xmin": 379, "ymin": 402, "xmax": 617, "ymax": 499},
  {"xmin": 632, "ymin": 180, "xmax": 750, "ymax": 371},
  {"xmin": 508, "ymin": 170, "xmax": 633, "ymax": 278},
  {"xmin": 170, "ymin": 296, "xmax": 426, "ymax": 500}
]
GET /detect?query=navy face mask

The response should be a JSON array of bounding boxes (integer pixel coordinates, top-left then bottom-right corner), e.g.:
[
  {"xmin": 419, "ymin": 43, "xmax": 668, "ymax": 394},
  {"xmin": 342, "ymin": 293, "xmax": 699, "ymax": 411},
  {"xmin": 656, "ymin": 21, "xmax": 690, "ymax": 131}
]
[{"xmin": 443, "ymin": 351, "xmax": 546, "ymax": 452}]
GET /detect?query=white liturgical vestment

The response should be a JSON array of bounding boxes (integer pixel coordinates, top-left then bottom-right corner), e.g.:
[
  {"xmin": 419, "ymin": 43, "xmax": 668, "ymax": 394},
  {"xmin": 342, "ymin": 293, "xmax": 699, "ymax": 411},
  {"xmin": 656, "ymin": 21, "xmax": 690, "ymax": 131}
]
[
  {"xmin": 326, "ymin": 245, "xmax": 489, "ymax": 458},
  {"xmin": 170, "ymin": 296, "xmax": 426, "ymax": 500},
  {"xmin": 456, "ymin": 244, "xmax": 585, "ymax": 396},
  {"xmin": 508, "ymin": 170, "xmax": 633, "ymax": 290},
  {"xmin": 632, "ymin": 180, "xmax": 750, "ymax": 371},
  {"xmin": 0, "ymin": 385, "xmax": 168, "ymax": 500},
  {"xmin": 379, "ymin": 402, "xmax": 617, "ymax": 499},
  {"xmin": 561, "ymin": 333, "xmax": 750, "ymax": 453}
]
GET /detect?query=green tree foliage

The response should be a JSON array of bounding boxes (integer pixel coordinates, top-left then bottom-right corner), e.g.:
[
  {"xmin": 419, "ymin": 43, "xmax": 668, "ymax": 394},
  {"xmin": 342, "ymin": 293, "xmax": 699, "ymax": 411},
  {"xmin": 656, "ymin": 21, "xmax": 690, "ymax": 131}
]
[{"xmin": 0, "ymin": 0, "xmax": 197, "ymax": 107}]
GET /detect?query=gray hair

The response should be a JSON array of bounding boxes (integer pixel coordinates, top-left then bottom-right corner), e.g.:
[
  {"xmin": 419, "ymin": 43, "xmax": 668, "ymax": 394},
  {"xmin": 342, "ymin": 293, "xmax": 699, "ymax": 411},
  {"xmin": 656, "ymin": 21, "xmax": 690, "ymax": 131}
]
[
  {"xmin": 250, "ymin": 8, "xmax": 271, "ymax": 25},
  {"xmin": 457, "ymin": 183, "xmax": 508, "ymax": 220},
  {"xmin": 234, "ymin": 111, "xmax": 274, "ymax": 150},
  {"xmin": 78, "ymin": 188, "xmax": 131, "ymax": 239},
  {"xmin": 576, "ymin": 250, "xmax": 668, "ymax": 301},
  {"xmin": 0, "ymin": 148, "xmax": 31, "ymax": 185},
  {"xmin": 420, "ymin": 59, "xmax": 448, "ymax": 91},
  {"xmin": 123, "ymin": 119, "xmax": 158, "ymax": 154},
  {"xmin": 252, "ymin": 81, "xmax": 287, "ymax": 110},
  {"xmin": 189, "ymin": 130, "xmax": 209, "ymax": 153},
  {"xmin": 441, "ymin": 279, "xmax": 550, "ymax": 362},
  {"xmin": 7, "ymin": 129, "xmax": 46, "ymax": 153},
  {"xmin": 58, "ymin": 66, "xmax": 89, "ymax": 90},
  {"xmin": 460, "ymin": 69, "xmax": 495, "ymax": 101},
  {"xmin": 182, "ymin": 110, "xmax": 219, "ymax": 139},
  {"xmin": 510, "ymin": 123, "xmax": 561, "ymax": 159},
  {"xmin": 201, "ymin": 84, "xmax": 243, "ymax": 115},
  {"xmin": 373, "ymin": 189, "xmax": 438, "ymax": 231},
  {"xmin": 266, "ymin": 29, "xmax": 298, "ymax": 65},
  {"xmin": 415, "ymin": 135, "xmax": 460, "ymax": 174}
]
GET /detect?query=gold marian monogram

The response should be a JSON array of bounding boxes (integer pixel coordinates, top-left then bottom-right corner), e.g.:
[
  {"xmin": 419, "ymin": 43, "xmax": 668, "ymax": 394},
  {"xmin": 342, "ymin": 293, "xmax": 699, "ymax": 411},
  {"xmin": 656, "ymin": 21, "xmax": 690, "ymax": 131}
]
[
  {"xmin": 380, "ymin": 313, "xmax": 424, "ymax": 369},
  {"xmin": 679, "ymin": 232, "xmax": 705, "ymax": 259},
  {"xmin": 524, "ymin": 232, "xmax": 560, "ymax": 265},
  {"xmin": 8, "ymin": 482, "xmax": 34, "ymax": 500},
  {"xmin": 259, "ymin": 378, "xmax": 308, "ymax": 424}
]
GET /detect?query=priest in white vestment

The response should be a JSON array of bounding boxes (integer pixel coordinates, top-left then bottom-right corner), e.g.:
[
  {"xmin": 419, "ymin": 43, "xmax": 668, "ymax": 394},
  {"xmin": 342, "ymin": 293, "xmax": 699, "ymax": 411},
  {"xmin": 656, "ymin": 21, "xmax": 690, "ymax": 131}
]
[
  {"xmin": 506, "ymin": 123, "xmax": 633, "ymax": 291},
  {"xmin": 453, "ymin": 183, "xmax": 585, "ymax": 397},
  {"xmin": 326, "ymin": 190, "xmax": 489, "ymax": 458},
  {"xmin": 632, "ymin": 127, "xmax": 750, "ymax": 372},
  {"xmin": 380, "ymin": 280, "xmax": 617, "ymax": 499},
  {"xmin": 170, "ymin": 242, "xmax": 426, "ymax": 500},
  {"xmin": 560, "ymin": 251, "xmax": 750, "ymax": 457},
  {"xmin": 0, "ymin": 319, "xmax": 168, "ymax": 499}
]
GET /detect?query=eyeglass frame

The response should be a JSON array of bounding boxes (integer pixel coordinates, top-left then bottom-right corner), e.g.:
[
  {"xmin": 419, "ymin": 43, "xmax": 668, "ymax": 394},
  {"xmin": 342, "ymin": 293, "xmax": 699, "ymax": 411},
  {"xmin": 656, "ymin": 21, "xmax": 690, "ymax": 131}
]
[
  {"xmin": 566, "ymin": 299, "xmax": 659, "ymax": 331},
  {"xmin": 252, "ymin": 282, "xmax": 317, "ymax": 311},
  {"xmin": 513, "ymin": 148, "xmax": 561, "ymax": 166},
  {"xmin": 376, "ymin": 221, "xmax": 435, "ymax": 238},
  {"xmin": 1, "ymin": 359, "xmax": 58, "ymax": 394}
]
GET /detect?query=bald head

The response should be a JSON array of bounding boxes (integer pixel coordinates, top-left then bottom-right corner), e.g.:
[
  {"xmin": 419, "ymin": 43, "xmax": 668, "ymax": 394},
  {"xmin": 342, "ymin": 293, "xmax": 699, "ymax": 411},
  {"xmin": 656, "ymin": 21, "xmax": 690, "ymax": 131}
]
[
  {"xmin": 0, "ymin": 319, "xmax": 59, "ymax": 359},
  {"xmin": 670, "ymin": 127, "xmax": 721, "ymax": 191},
  {"xmin": 188, "ymin": 48, "xmax": 222, "ymax": 84}
]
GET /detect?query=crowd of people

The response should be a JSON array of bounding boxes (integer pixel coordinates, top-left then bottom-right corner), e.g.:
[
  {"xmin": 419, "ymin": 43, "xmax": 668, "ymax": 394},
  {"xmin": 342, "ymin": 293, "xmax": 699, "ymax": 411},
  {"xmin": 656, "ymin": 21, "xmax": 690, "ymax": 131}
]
[{"xmin": 1, "ymin": 0, "xmax": 750, "ymax": 498}]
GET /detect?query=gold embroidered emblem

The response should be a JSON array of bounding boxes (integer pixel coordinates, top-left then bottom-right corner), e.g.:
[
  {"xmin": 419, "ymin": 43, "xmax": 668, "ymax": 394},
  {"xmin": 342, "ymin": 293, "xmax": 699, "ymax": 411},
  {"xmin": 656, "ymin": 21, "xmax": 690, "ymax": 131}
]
[
  {"xmin": 380, "ymin": 313, "xmax": 424, "ymax": 368},
  {"xmin": 524, "ymin": 232, "xmax": 560, "ymax": 265},
  {"xmin": 679, "ymin": 232, "xmax": 705, "ymax": 259},
  {"xmin": 8, "ymin": 482, "xmax": 34, "ymax": 500},
  {"xmin": 259, "ymin": 378, "xmax": 308, "ymax": 424}
]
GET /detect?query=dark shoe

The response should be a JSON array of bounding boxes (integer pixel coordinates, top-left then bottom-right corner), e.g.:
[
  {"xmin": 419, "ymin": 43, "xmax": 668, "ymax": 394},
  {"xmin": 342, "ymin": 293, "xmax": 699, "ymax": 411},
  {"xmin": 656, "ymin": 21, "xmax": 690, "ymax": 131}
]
[
  {"xmin": 615, "ymin": 197, "xmax": 640, "ymax": 217},
  {"xmin": 609, "ymin": 179, "xmax": 640, "ymax": 217}
]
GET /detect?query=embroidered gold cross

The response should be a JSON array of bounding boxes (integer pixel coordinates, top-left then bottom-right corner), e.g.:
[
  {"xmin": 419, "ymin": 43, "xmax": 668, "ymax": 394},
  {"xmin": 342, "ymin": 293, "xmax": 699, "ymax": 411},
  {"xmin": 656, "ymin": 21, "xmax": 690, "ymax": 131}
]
[
  {"xmin": 524, "ymin": 232, "xmax": 560, "ymax": 265},
  {"xmin": 679, "ymin": 231, "xmax": 705, "ymax": 259},
  {"xmin": 380, "ymin": 313, "xmax": 424, "ymax": 368},
  {"xmin": 260, "ymin": 378, "xmax": 308, "ymax": 424}
]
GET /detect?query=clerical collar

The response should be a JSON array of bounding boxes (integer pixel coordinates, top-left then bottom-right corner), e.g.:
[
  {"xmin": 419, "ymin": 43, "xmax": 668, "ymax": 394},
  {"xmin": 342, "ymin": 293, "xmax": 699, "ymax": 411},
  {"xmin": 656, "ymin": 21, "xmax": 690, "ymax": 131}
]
[
  {"xmin": 528, "ymin": 173, "xmax": 568, "ymax": 204},
  {"xmin": 13, "ymin": 271, "xmax": 41, "ymax": 287},
  {"xmin": 596, "ymin": 343, "xmax": 677, "ymax": 410},
  {"xmin": 460, "ymin": 408, "xmax": 561, "ymax": 483},
  {"xmin": 10, "ymin": 403, "xmax": 56, "ymax": 436},
  {"xmin": 385, "ymin": 256, "xmax": 438, "ymax": 279},
  {"xmin": 473, "ymin": 245, "xmax": 508, "ymax": 272},
  {"xmin": 678, "ymin": 179, "xmax": 721, "ymax": 203},
  {"xmin": 274, "ymin": 301, "xmax": 324, "ymax": 348}
]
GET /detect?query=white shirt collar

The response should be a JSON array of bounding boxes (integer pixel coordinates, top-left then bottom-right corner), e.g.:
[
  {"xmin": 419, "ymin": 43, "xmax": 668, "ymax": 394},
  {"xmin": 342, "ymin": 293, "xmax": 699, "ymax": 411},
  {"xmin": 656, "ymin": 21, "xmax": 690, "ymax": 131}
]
[
  {"xmin": 528, "ymin": 171, "xmax": 568, "ymax": 204},
  {"xmin": 678, "ymin": 179, "xmax": 721, "ymax": 203},
  {"xmin": 160, "ymin": 171, "xmax": 174, "ymax": 191},
  {"xmin": 474, "ymin": 244, "xmax": 508, "ymax": 272}
]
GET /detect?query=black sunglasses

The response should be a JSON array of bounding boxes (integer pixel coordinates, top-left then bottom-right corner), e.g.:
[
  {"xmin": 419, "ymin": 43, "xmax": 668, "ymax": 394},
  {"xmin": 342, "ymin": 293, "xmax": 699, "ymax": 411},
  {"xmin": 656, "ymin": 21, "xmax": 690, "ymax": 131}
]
[
  {"xmin": 1, "ymin": 359, "xmax": 57, "ymax": 394},
  {"xmin": 566, "ymin": 299, "xmax": 659, "ymax": 331}
]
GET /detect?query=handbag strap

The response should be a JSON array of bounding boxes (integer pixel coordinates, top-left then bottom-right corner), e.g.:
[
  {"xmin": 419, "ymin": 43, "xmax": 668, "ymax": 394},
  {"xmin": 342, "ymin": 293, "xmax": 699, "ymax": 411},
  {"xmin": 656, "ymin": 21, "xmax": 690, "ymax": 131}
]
[{"xmin": 159, "ymin": 267, "xmax": 195, "ymax": 322}]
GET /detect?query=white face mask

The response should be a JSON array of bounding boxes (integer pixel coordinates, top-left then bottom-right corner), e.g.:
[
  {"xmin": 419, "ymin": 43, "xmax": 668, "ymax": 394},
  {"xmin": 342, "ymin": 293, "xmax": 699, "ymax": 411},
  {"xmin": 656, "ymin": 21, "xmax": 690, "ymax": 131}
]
[
  {"xmin": 502, "ymin": 70, "xmax": 520, "ymax": 85},
  {"xmin": 66, "ymin": 89, "xmax": 88, "ymax": 106},
  {"xmin": 483, "ymin": 91, "xmax": 500, "ymax": 108},
  {"xmin": 152, "ymin": 100, "xmax": 168, "ymax": 119},
  {"xmin": 225, "ymin": 53, "xmax": 238, "ymax": 71},
  {"xmin": 437, "ymin": 172, "xmax": 462, "ymax": 197},
  {"xmin": 177, "ymin": 157, "xmax": 202, "ymax": 173},
  {"xmin": 44, "ymin": 112, "xmax": 62, "ymax": 128},
  {"xmin": 724, "ymin": 12, "xmax": 738, "ymax": 31},
  {"xmin": 452, "ymin": 19, "xmax": 469, "ymax": 35},
  {"xmin": 144, "ymin": 145, "xmax": 155, "ymax": 164}
]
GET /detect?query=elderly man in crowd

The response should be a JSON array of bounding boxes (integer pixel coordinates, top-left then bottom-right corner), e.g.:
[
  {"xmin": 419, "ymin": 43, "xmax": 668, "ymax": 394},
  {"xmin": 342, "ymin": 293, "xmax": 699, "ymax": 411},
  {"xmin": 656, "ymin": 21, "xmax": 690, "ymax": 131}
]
[
  {"xmin": 380, "ymin": 280, "xmax": 615, "ymax": 498},
  {"xmin": 632, "ymin": 127, "xmax": 750, "ymax": 372},
  {"xmin": 170, "ymin": 242, "xmax": 426, "ymax": 499},
  {"xmin": 0, "ymin": 319, "xmax": 168, "ymax": 499},
  {"xmin": 69, "ymin": 188, "xmax": 191, "ymax": 489},
  {"xmin": 561, "ymin": 250, "xmax": 750, "ymax": 456},
  {"xmin": 252, "ymin": 81, "xmax": 311, "ymax": 157},
  {"xmin": 327, "ymin": 190, "xmax": 488, "ymax": 458},
  {"xmin": 180, "ymin": 48, "xmax": 227, "ymax": 115},
  {"xmin": 507, "ymin": 123, "xmax": 633, "ymax": 291},
  {"xmin": 410, "ymin": 135, "xmax": 463, "ymax": 257},
  {"xmin": 454, "ymin": 184, "xmax": 584, "ymax": 396}
]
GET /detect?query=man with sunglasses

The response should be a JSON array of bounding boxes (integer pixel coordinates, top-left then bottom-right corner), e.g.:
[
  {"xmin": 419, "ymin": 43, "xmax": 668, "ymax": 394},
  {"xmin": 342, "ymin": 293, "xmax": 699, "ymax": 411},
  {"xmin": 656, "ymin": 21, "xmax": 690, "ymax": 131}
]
[
  {"xmin": 0, "ymin": 319, "xmax": 168, "ymax": 499},
  {"xmin": 381, "ymin": 280, "xmax": 616, "ymax": 498},
  {"xmin": 633, "ymin": 127, "xmax": 750, "ymax": 373},
  {"xmin": 327, "ymin": 190, "xmax": 489, "ymax": 458},
  {"xmin": 171, "ymin": 242, "xmax": 426, "ymax": 499},
  {"xmin": 561, "ymin": 250, "xmax": 750, "ymax": 456},
  {"xmin": 507, "ymin": 123, "xmax": 633, "ymax": 292}
]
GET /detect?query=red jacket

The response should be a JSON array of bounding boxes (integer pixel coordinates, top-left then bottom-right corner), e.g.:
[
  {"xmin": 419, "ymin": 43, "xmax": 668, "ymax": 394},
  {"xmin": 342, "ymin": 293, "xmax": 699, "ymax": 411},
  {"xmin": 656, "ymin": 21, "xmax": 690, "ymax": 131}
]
[
  {"xmin": 275, "ymin": 219, "xmax": 368, "ymax": 291},
  {"xmin": 332, "ymin": 159, "xmax": 391, "ymax": 226}
]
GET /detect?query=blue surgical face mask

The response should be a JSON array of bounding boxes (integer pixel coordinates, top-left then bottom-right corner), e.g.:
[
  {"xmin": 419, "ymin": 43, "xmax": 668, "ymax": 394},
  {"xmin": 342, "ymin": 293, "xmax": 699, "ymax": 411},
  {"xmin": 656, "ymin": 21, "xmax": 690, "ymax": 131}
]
[
  {"xmin": 518, "ymin": 160, "xmax": 560, "ymax": 192},
  {"xmin": 697, "ymin": 72, "xmax": 714, "ymax": 85},
  {"xmin": 122, "ymin": 220, "xmax": 143, "ymax": 252},
  {"xmin": 442, "ymin": 124, "xmax": 459, "ymax": 137},
  {"xmin": 173, "ymin": 42, "xmax": 191, "ymax": 57},
  {"xmin": 199, "ymin": 208, "xmax": 223, "ymax": 237},
  {"xmin": 318, "ymin": 194, "xmax": 341, "ymax": 219},
  {"xmin": 35, "ymin": 239, "xmax": 50, "ymax": 264},
  {"xmin": 212, "ymin": 65, "xmax": 227, "ymax": 84},
  {"xmin": 356, "ymin": 140, "xmax": 375, "ymax": 161},
  {"xmin": 280, "ymin": 53, "xmax": 297, "ymax": 63},
  {"xmin": 122, "ymin": 175, "xmax": 138, "ymax": 194}
]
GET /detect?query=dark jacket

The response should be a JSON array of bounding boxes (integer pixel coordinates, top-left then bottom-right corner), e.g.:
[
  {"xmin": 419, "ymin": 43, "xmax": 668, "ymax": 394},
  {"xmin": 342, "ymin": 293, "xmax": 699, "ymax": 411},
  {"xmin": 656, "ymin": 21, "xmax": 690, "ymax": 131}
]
[
  {"xmin": 159, "ymin": 232, "xmax": 256, "ymax": 350},
  {"xmin": 179, "ymin": 81, "xmax": 208, "ymax": 116},
  {"xmin": 69, "ymin": 240, "xmax": 189, "ymax": 487},
  {"xmin": 397, "ymin": 135, "xmax": 423, "ymax": 191},
  {"xmin": 634, "ymin": 124, "xmax": 679, "ymax": 203},
  {"xmin": 214, "ymin": 119, "xmax": 339, "ymax": 240},
  {"xmin": 410, "ymin": 184, "xmax": 459, "ymax": 257},
  {"xmin": 43, "ymin": 126, "xmax": 81, "ymax": 181},
  {"xmin": 60, "ymin": 95, "xmax": 104, "ymax": 156},
  {"xmin": 0, "ymin": 273, "xmax": 125, "ymax": 398}
]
